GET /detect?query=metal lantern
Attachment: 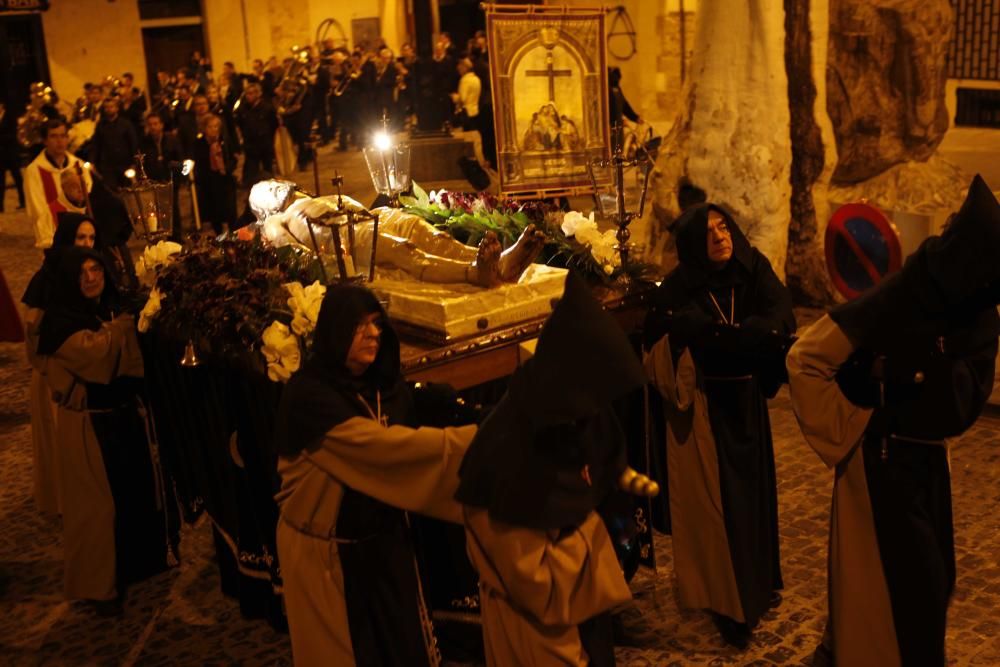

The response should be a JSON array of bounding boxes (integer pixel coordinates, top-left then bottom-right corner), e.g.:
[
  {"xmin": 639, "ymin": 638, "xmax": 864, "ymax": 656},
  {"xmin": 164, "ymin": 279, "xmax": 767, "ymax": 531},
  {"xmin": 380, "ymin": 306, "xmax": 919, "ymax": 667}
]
[
  {"xmin": 587, "ymin": 125, "xmax": 654, "ymax": 272},
  {"xmin": 300, "ymin": 173, "xmax": 382, "ymax": 285},
  {"xmin": 119, "ymin": 153, "xmax": 174, "ymax": 243},
  {"xmin": 363, "ymin": 119, "xmax": 411, "ymax": 207}
]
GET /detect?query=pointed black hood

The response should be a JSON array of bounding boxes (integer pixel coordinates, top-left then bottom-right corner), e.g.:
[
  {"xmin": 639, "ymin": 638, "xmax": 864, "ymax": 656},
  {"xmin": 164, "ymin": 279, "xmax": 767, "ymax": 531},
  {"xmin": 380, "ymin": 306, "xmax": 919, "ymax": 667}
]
[
  {"xmin": 455, "ymin": 272, "xmax": 646, "ymax": 530},
  {"xmin": 831, "ymin": 174, "xmax": 1000, "ymax": 351}
]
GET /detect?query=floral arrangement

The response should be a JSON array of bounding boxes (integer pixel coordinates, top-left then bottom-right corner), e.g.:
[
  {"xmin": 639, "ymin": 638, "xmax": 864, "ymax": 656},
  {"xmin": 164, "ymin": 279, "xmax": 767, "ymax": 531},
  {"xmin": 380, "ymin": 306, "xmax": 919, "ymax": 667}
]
[
  {"xmin": 399, "ymin": 183, "xmax": 656, "ymax": 281},
  {"xmin": 260, "ymin": 280, "xmax": 326, "ymax": 382},
  {"xmin": 138, "ymin": 235, "xmax": 322, "ymax": 377},
  {"xmin": 135, "ymin": 240, "xmax": 183, "ymax": 287}
]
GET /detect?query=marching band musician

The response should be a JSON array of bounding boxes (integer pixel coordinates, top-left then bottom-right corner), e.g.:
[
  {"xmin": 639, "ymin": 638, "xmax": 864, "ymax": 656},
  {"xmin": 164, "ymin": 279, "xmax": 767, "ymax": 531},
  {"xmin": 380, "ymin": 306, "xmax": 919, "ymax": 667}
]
[
  {"xmin": 369, "ymin": 46, "xmax": 401, "ymax": 131},
  {"xmin": 331, "ymin": 48, "xmax": 365, "ymax": 151},
  {"xmin": 276, "ymin": 45, "xmax": 317, "ymax": 172}
]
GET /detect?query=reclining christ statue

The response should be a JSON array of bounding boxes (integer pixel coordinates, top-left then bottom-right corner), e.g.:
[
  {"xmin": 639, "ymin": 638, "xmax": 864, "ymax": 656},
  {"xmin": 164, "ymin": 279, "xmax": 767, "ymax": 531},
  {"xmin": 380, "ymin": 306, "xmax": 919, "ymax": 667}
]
[{"xmin": 250, "ymin": 180, "xmax": 547, "ymax": 287}]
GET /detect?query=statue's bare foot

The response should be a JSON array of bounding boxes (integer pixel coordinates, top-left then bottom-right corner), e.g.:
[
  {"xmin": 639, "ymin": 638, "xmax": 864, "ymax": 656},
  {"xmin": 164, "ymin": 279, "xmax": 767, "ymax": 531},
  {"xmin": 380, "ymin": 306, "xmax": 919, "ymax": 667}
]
[
  {"xmin": 499, "ymin": 224, "xmax": 547, "ymax": 282},
  {"xmin": 472, "ymin": 231, "xmax": 503, "ymax": 287}
]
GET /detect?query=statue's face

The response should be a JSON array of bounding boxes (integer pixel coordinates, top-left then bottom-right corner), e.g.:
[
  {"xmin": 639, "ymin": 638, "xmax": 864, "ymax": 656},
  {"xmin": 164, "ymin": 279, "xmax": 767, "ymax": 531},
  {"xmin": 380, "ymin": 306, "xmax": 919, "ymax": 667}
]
[
  {"xmin": 62, "ymin": 174, "xmax": 86, "ymax": 207},
  {"xmin": 706, "ymin": 210, "xmax": 733, "ymax": 266},
  {"xmin": 74, "ymin": 222, "xmax": 96, "ymax": 248},
  {"xmin": 79, "ymin": 258, "xmax": 105, "ymax": 299},
  {"xmin": 346, "ymin": 312, "xmax": 382, "ymax": 376}
]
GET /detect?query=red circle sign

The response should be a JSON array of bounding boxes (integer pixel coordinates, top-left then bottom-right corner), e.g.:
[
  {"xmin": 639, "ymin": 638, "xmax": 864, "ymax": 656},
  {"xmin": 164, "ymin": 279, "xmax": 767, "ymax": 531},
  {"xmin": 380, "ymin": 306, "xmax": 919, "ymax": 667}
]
[{"xmin": 825, "ymin": 202, "xmax": 902, "ymax": 300}]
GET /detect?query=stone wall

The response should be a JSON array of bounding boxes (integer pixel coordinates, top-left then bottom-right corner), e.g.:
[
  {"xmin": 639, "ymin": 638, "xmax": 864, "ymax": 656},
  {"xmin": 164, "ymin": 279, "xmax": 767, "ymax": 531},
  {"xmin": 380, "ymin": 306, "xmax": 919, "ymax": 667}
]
[{"xmin": 41, "ymin": 0, "xmax": 147, "ymax": 100}]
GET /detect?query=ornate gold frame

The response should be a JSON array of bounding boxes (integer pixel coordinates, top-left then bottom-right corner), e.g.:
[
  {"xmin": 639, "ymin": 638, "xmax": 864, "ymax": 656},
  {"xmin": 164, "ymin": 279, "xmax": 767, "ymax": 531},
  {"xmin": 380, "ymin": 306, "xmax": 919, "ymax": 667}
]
[{"xmin": 485, "ymin": 4, "xmax": 611, "ymax": 198}]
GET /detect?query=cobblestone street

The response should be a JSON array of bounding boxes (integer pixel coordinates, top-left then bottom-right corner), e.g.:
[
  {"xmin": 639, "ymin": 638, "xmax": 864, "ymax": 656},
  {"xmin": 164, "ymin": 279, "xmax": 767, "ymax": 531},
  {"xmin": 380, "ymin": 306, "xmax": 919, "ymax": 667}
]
[{"xmin": 2, "ymin": 153, "xmax": 1000, "ymax": 666}]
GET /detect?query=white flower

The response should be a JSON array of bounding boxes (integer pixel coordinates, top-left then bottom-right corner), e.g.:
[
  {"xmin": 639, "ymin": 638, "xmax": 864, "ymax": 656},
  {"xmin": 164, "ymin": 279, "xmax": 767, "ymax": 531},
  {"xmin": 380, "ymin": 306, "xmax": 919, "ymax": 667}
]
[
  {"xmin": 261, "ymin": 321, "xmax": 301, "ymax": 383},
  {"xmin": 428, "ymin": 189, "xmax": 441, "ymax": 205},
  {"xmin": 284, "ymin": 280, "xmax": 326, "ymax": 337},
  {"xmin": 140, "ymin": 241, "xmax": 182, "ymax": 278},
  {"xmin": 560, "ymin": 210, "xmax": 597, "ymax": 238},
  {"xmin": 573, "ymin": 224, "xmax": 621, "ymax": 270},
  {"xmin": 137, "ymin": 287, "xmax": 164, "ymax": 333}
]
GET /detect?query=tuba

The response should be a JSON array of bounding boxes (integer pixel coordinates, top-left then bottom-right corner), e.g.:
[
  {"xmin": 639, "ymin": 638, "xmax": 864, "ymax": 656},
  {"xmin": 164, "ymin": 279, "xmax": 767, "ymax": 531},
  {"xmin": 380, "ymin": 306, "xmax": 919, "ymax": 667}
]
[
  {"xmin": 276, "ymin": 45, "xmax": 312, "ymax": 117},
  {"xmin": 17, "ymin": 82, "xmax": 54, "ymax": 149}
]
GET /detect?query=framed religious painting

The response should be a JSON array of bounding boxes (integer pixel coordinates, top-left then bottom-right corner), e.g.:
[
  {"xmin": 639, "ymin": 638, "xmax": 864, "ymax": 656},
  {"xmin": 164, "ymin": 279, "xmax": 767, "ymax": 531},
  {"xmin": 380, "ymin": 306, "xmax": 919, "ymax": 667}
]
[
  {"xmin": 351, "ymin": 17, "xmax": 381, "ymax": 52},
  {"xmin": 485, "ymin": 5, "xmax": 611, "ymax": 198}
]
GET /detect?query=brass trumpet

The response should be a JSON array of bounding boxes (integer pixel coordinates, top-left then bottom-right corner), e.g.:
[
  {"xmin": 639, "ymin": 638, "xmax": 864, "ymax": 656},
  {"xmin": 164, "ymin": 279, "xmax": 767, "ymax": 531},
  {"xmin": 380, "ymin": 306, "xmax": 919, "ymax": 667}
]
[{"xmin": 332, "ymin": 52, "xmax": 373, "ymax": 97}]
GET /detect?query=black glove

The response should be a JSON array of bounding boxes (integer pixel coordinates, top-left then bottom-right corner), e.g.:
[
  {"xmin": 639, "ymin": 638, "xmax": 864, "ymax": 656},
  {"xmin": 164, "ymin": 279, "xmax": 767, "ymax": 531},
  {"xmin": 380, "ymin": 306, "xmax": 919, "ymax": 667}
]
[
  {"xmin": 410, "ymin": 382, "xmax": 483, "ymax": 427},
  {"xmin": 665, "ymin": 304, "xmax": 713, "ymax": 351}
]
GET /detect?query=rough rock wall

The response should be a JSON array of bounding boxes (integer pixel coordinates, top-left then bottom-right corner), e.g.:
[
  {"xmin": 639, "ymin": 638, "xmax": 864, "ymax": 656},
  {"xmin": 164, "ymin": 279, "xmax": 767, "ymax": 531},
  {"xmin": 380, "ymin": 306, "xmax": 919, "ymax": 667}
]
[
  {"xmin": 648, "ymin": 1, "xmax": 792, "ymax": 278},
  {"xmin": 826, "ymin": 0, "xmax": 953, "ymax": 184}
]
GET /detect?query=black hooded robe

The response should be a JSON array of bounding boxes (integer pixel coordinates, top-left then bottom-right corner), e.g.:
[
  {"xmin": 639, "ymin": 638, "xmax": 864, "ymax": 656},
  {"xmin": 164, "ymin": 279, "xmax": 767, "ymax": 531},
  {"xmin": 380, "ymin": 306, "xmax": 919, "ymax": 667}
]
[
  {"xmin": 23, "ymin": 213, "xmax": 128, "ymax": 516},
  {"xmin": 456, "ymin": 273, "xmax": 646, "ymax": 666},
  {"xmin": 273, "ymin": 283, "xmax": 476, "ymax": 666},
  {"xmin": 786, "ymin": 175, "xmax": 1000, "ymax": 666},
  {"xmin": 37, "ymin": 248, "xmax": 177, "ymax": 601},
  {"xmin": 643, "ymin": 204, "xmax": 795, "ymax": 630}
]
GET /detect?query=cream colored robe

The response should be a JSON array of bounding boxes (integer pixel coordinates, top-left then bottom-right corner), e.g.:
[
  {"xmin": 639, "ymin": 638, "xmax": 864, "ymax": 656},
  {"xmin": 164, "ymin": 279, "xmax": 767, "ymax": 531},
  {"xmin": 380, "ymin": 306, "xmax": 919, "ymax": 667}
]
[
  {"xmin": 45, "ymin": 315, "xmax": 145, "ymax": 601},
  {"xmin": 644, "ymin": 335, "xmax": 745, "ymax": 622},
  {"xmin": 463, "ymin": 508, "xmax": 632, "ymax": 666},
  {"xmin": 275, "ymin": 418, "xmax": 475, "ymax": 667},
  {"xmin": 786, "ymin": 315, "xmax": 899, "ymax": 667},
  {"xmin": 24, "ymin": 306, "xmax": 60, "ymax": 515}
]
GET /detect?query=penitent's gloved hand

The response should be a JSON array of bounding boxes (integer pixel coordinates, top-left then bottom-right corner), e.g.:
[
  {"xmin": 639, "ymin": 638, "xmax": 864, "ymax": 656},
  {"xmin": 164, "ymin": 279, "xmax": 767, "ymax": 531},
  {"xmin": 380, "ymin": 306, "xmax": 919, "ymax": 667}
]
[{"xmin": 665, "ymin": 304, "xmax": 714, "ymax": 351}]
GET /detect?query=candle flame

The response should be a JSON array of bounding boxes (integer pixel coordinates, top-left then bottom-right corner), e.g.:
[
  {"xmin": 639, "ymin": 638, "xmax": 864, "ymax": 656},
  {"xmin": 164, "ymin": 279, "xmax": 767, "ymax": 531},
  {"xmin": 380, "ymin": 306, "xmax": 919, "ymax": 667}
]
[{"xmin": 373, "ymin": 132, "xmax": 392, "ymax": 151}]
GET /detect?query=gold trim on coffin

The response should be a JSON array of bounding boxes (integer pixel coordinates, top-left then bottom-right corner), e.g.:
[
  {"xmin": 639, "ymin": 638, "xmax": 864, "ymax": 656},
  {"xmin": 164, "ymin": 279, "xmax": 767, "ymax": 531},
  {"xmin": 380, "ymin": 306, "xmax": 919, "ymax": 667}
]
[{"xmin": 398, "ymin": 284, "xmax": 652, "ymax": 375}]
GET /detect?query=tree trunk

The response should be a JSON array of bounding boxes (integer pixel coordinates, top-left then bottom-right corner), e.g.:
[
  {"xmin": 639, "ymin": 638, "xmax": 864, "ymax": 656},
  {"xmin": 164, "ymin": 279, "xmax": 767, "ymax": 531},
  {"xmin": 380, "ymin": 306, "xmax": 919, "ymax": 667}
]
[
  {"xmin": 784, "ymin": 0, "xmax": 837, "ymax": 304},
  {"xmin": 647, "ymin": 0, "xmax": 792, "ymax": 279}
]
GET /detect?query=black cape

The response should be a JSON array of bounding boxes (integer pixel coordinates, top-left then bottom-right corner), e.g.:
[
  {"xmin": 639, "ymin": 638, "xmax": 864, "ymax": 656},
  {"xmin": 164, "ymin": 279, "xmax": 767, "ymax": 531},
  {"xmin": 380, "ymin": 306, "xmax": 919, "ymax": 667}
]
[{"xmin": 644, "ymin": 204, "xmax": 795, "ymax": 628}]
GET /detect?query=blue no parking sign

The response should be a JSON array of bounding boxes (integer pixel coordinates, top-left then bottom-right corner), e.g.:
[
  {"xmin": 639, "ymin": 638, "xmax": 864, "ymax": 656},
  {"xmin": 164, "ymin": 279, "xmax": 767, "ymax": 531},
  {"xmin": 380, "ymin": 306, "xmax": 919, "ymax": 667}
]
[{"xmin": 824, "ymin": 202, "xmax": 902, "ymax": 300}]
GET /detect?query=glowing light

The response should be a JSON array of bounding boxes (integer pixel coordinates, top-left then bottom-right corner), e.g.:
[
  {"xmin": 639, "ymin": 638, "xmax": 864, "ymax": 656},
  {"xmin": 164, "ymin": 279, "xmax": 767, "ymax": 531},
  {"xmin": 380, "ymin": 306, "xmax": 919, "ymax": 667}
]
[
  {"xmin": 373, "ymin": 132, "xmax": 392, "ymax": 152},
  {"xmin": 124, "ymin": 168, "xmax": 136, "ymax": 180},
  {"xmin": 182, "ymin": 159, "xmax": 194, "ymax": 177},
  {"xmin": 83, "ymin": 162, "xmax": 92, "ymax": 170}
]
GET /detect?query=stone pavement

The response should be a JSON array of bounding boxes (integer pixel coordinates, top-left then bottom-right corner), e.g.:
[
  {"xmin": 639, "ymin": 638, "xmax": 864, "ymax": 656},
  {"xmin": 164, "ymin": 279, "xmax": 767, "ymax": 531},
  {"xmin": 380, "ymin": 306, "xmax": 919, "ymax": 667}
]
[{"xmin": 3, "ymin": 154, "xmax": 1000, "ymax": 666}]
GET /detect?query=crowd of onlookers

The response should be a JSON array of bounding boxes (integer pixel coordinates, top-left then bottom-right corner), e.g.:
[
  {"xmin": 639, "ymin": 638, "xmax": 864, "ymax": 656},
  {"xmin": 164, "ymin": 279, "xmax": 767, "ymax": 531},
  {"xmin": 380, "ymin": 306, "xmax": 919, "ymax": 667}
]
[{"xmin": 0, "ymin": 31, "xmax": 503, "ymax": 237}]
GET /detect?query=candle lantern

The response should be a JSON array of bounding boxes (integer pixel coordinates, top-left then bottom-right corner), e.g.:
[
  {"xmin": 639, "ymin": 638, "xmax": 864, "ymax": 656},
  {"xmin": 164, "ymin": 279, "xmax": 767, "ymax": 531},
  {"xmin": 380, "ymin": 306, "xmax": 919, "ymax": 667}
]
[
  {"xmin": 363, "ymin": 117, "xmax": 410, "ymax": 207},
  {"xmin": 298, "ymin": 172, "xmax": 382, "ymax": 285},
  {"xmin": 118, "ymin": 153, "xmax": 174, "ymax": 243}
]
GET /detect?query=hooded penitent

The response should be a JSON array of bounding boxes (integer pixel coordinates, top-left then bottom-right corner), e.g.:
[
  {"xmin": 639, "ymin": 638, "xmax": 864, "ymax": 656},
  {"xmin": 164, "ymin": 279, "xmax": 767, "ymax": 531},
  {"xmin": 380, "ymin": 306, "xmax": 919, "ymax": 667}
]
[
  {"xmin": 22, "ymin": 213, "xmax": 102, "ymax": 310},
  {"xmin": 831, "ymin": 174, "xmax": 1000, "ymax": 438},
  {"xmin": 645, "ymin": 203, "xmax": 796, "ymax": 391},
  {"xmin": 455, "ymin": 272, "xmax": 646, "ymax": 531},
  {"xmin": 274, "ymin": 282, "xmax": 409, "ymax": 458},
  {"xmin": 37, "ymin": 247, "xmax": 120, "ymax": 356}
]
